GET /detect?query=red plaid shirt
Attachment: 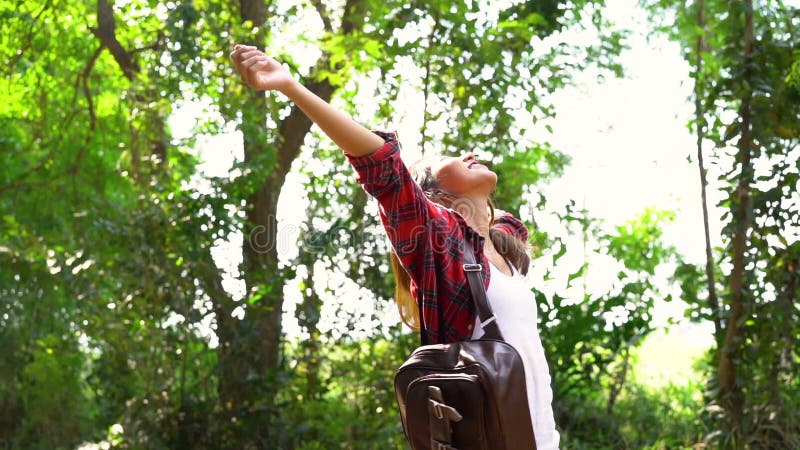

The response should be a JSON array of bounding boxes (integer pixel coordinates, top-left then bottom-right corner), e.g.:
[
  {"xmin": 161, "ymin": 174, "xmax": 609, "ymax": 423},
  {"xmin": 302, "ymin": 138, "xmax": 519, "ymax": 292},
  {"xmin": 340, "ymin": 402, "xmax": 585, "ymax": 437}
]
[{"xmin": 346, "ymin": 131, "xmax": 529, "ymax": 344}]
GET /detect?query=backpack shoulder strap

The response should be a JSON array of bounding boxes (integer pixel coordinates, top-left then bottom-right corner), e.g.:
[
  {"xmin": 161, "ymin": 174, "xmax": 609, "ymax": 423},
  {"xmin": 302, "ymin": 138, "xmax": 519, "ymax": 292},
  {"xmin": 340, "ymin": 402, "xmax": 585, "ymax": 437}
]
[{"xmin": 460, "ymin": 239, "xmax": 503, "ymax": 341}]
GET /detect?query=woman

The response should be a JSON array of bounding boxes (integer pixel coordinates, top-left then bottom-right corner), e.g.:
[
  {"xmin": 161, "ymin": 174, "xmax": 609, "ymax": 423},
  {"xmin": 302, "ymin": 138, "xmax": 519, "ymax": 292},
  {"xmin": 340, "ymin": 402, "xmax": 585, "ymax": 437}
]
[{"xmin": 230, "ymin": 44, "xmax": 560, "ymax": 449}]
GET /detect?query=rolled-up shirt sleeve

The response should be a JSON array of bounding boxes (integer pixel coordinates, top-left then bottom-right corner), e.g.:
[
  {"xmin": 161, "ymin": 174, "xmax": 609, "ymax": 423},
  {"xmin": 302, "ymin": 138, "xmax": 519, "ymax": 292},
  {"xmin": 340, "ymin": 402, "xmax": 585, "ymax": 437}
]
[
  {"xmin": 492, "ymin": 211, "xmax": 529, "ymax": 242},
  {"xmin": 344, "ymin": 131, "xmax": 404, "ymax": 200}
]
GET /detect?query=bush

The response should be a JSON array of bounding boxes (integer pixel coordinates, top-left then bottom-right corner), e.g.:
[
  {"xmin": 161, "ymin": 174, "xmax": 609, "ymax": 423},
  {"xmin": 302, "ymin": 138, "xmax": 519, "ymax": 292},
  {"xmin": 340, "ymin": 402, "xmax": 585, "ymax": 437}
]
[{"xmin": 557, "ymin": 376, "xmax": 706, "ymax": 449}]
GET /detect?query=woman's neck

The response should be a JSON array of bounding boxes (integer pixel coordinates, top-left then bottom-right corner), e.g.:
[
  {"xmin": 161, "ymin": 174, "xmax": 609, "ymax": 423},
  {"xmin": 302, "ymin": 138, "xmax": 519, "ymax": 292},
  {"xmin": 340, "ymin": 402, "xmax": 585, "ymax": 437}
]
[
  {"xmin": 452, "ymin": 195, "xmax": 510, "ymax": 270},
  {"xmin": 453, "ymin": 196, "xmax": 491, "ymax": 238}
]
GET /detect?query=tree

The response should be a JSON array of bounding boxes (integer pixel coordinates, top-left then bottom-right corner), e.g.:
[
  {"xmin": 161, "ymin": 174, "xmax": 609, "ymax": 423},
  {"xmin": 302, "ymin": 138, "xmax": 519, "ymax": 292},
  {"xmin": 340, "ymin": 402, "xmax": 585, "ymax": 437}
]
[{"xmin": 646, "ymin": 0, "xmax": 800, "ymax": 446}]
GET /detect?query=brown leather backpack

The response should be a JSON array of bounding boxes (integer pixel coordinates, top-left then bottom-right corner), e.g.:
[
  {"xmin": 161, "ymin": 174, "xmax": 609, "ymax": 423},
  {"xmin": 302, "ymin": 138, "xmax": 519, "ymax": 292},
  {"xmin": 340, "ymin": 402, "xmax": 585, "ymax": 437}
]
[{"xmin": 394, "ymin": 240, "xmax": 537, "ymax": 450}]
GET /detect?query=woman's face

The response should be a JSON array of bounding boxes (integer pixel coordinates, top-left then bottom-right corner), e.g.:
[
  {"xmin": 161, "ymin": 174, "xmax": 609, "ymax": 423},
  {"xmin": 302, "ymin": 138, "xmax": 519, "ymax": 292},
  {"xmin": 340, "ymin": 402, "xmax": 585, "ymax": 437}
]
[{"xmin": 430, "ymin": 152, "xmax": 497, "ymax": 198}]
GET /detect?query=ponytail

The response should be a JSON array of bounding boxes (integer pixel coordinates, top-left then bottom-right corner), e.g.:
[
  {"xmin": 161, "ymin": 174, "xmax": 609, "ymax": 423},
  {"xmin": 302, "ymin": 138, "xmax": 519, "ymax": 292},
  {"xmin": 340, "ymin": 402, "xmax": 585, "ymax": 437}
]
[
  {"xmin": 390, "ymin": 251, "xmax": 420, "ymax": 331},
  {"xmin": 487, "ymin": 198, "xmax": 531, "ymax": 276}
]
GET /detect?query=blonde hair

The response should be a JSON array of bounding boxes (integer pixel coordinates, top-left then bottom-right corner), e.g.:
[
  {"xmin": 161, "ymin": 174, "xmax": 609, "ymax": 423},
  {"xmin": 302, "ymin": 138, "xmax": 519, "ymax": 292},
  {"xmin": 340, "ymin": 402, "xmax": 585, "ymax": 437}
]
[
  {"xmin": 391, "ymin": 157, "xmax": 531, "ymax": 331},
  {"xmin": 391, "ymin": 252, "xmax": 420, "ymax": 331}
]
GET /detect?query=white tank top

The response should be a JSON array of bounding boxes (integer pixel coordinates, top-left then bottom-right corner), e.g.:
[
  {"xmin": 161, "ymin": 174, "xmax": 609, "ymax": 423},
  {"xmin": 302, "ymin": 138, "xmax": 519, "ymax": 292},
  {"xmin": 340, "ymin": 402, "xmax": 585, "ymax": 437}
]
[{"xmin": 471, "ymin": 260, "xmax": 560, "ymax": 450}]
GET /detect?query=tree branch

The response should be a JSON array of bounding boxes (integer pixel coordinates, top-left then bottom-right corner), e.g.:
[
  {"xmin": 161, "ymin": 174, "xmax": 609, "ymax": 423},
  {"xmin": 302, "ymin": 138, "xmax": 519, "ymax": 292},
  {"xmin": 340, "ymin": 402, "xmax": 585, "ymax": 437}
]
[
  {"xmin": 311, "ymin": 0, "xmax": 333, "ymax": 32},
  {"xmin": 83, "ymin": 46, "xmax": 103, "ymax": 130},
  {"xmin": 65, "ymin": 45, "xmax": 104, "ymax": 178},
  {"xmin": 340, "ymin": 0, "xmax": 365, "ymax": 34},
  {"xmin": 8, "ymin": 0, "xmax": 52, "ymax": 74},
  {"xmin": 274, "ymin": 0, "xmax": 366, "ymax": 178},
  {"xmin": 131, "ymin": 35, "xmax": 164, "ymax": 56},
  {"xmin": 421, "ymin": 12, "xmax": 441, "ymax": 154},
  {"xmin": 89, "ymin": 0, "xmax": 139, "ymax": 80},
  {"xmin": 693, "ymin": 0, "xmax": 722, "ymax": 342}
]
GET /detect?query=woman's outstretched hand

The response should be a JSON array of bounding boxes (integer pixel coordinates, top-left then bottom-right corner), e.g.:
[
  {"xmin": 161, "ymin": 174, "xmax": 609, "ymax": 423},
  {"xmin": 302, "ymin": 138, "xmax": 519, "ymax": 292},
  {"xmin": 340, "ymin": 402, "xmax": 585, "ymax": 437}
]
[
  {"xmin": 230, "ymin": 45, "xmax": 293, "ymax": 92},
  {"xmin": 229, "ymin": 44, "xmax": 384, "ymax": 157}
]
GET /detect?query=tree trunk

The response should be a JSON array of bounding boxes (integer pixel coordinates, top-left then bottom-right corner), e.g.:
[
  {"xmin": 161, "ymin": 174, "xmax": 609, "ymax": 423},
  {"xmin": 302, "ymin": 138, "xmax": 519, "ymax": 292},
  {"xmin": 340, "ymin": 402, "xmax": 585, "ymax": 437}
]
[
  {"xmin": 717, "ymin": 0, "xmax": 754, "ymax": 443},
  {"xmin": 693, "ymin": 0, "xmax": 722, "ymax": 343},
  {"xmin": 215, "ymin": 0, "xmax": 362, "ymax": 445},
  {"xmin": 298, "ymin": 242, "xmax": 323, "ymax": 401},
  {"xmin": 214, "ymin": 2, "xmax": 274, "ymax": 445},
  {"xmin": 606, "ymin": 347, "xmax": 630, "ymax": 415}
]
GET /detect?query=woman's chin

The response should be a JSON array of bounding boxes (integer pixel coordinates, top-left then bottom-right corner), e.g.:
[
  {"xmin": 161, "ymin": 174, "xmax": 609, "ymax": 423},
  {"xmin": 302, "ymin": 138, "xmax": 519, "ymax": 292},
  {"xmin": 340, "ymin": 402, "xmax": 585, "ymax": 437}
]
[
  {"xmin": 478, "ymin": 172, "xmax": 498, "ymax": 197},
  {"xmin": 486, "ymin": 171, "xmax": 499, "ymax": 187}
]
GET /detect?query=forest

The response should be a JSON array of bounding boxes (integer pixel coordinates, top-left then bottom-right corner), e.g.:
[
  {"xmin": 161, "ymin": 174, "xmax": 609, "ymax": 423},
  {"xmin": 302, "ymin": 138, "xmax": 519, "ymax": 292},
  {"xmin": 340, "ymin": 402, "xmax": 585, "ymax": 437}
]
[{"xmin": 1, "ymin": 0, "xmax": 798, "ymax": 449}]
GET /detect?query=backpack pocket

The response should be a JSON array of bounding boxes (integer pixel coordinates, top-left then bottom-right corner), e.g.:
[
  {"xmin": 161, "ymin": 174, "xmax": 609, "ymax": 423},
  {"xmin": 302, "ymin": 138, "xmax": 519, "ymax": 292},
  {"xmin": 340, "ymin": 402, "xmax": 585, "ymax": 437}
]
[{"xmin": 405, "ymin": 372, "xmax": 488, "ymax": 450}]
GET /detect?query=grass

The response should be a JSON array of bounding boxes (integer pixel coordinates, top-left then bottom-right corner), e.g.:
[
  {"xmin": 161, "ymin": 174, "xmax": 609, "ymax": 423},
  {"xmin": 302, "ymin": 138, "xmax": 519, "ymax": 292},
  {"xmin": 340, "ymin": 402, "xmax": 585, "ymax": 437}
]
[{"xmin": 632, "ymin": 324, "xmax": 714, "ymax": 389}]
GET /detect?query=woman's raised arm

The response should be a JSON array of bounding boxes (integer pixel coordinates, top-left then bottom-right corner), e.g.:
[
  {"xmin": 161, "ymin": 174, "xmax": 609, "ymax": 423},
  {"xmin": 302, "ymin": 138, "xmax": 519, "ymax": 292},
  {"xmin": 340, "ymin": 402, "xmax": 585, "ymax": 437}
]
[{"xmin": 229, "ymin": 45, "xmax": 385, "ymax": 157}]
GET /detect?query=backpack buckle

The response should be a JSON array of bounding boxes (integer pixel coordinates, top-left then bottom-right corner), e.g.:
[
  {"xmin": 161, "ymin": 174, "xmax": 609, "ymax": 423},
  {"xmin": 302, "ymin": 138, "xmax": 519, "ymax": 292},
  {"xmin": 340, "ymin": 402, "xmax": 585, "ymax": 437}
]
[
  {"xmin": 462, "ymin": 263, "xmax": 482, "ymax": 272},
  {"xmin": 433, "ymin": 402, "xmax": 445, "ymax": 420}
]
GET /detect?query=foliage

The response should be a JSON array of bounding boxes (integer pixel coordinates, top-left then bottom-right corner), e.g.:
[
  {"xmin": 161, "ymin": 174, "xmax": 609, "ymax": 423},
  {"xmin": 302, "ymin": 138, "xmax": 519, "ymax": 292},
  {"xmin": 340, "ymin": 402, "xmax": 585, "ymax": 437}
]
[
  {"xmin": 558, "ymin": 374, "xmax": 707, "ymax": 449},
  {"xmin": 538, "ymin": 206, "xmax": 679, "ymax": 413},
  {"xmin": 644, "ymin": 0, "xmax": 800, "ymax": 447},
  {"xmin": 273, "ymin": 328, "xmax": 415, "ymax": 449}
]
